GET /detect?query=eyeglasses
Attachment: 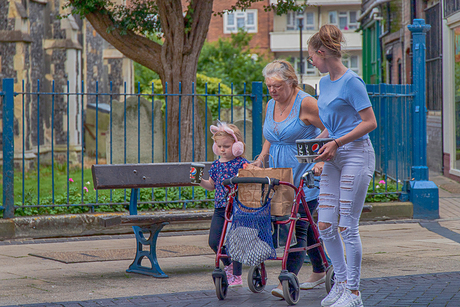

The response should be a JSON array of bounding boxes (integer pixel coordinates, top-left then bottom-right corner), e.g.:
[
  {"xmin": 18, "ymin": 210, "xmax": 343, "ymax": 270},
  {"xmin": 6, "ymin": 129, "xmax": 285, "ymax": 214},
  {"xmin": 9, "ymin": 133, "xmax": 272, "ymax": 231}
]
[
  {"xmin": 266, "ymin": 83, "xmax": 284, "ymax": 91},
  {"xmin": 307, "ymin": 56, "xmax": 314, "ymax": 65}
]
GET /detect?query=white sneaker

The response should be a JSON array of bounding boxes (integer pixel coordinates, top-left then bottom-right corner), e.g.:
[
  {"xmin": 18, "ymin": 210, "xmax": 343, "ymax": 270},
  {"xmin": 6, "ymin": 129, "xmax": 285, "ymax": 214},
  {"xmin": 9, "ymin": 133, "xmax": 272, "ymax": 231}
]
[
  {"xmin": 330, "ymin": 289, "xmax": 363, "ymax": 307},
  {"xmin": 321, "ymin": 281, "xmax": 346, "ymax": 306}
]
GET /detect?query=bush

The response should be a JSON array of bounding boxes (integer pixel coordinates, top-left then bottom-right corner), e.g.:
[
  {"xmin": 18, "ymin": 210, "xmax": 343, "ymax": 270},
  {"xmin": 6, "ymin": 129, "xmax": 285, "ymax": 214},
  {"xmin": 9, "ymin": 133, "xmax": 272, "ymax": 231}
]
[{"xmin": 365, "ymin": 178, "xmax": 402, "ymax": 203}]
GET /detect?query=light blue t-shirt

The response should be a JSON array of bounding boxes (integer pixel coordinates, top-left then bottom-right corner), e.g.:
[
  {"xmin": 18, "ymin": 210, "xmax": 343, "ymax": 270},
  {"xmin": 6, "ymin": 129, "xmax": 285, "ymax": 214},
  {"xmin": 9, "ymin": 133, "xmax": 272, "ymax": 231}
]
[{"xmin": 318, "ymin": 69, "xmax": 372, "ymax": 141}]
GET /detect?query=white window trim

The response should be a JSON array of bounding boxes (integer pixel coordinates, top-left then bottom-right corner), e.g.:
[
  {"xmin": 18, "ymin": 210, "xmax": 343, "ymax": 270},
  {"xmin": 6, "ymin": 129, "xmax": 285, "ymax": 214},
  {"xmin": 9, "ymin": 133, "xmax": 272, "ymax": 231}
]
[
  {"xmin": 223, "ymin": 9, "xmax": 258, "ymax": 34},
  {"xmin": 329, "ymin": 10, "xmax": 359, "ymax": 31},
  {"xmin": 342, "ymin": 55, "xmax": 359, "ymax": 74},
  {"xmin": 292, "ymin": 57, "xmax": 317, "ymax": 76},
  {"xmin": 287, "ymin": 11, "xmax": 315, "ymax": 31}
]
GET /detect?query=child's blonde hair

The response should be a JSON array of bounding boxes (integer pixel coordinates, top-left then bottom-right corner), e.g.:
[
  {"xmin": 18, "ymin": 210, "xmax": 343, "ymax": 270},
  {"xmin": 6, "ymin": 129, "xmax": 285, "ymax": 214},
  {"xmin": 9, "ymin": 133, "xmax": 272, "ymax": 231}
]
[{"xmin": 211, "ymin": 123, "xmax": 246, "ymax": 158}]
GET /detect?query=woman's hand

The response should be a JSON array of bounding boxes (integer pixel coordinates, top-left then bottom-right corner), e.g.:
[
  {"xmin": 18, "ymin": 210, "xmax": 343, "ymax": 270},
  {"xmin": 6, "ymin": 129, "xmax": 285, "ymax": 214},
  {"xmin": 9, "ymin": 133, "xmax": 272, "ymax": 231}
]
[
  {"xmin": 252, "ymin": 159, "xmax": 264, "ymax": 167},
  {"xmin": 312, "ymin": 162, "xmax": 324, "ymax": 176},
  {"xmin": 315, "ymin": 141, "xmax": 338, "ymax": 162}
]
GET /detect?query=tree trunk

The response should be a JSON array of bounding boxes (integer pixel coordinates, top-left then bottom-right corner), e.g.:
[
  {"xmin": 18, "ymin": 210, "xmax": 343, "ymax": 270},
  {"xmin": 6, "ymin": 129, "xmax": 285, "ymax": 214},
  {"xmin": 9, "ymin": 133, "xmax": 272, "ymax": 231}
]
[
  {"xmin": 76, "ymin": 0, "xmax": 214, "ymax": 162},
  {"xmin": 158, "ymin": 0, "xmax": 212, "ymax": 162}
]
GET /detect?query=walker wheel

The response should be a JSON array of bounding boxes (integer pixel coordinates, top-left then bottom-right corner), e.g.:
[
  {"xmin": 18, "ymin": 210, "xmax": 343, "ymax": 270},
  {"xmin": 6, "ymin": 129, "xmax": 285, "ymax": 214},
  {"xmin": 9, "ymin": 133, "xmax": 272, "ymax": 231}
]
[
  {"xmin": 214, "ymin": 276, "xmax": 228, "ymax": 300},
  {"xmin": 247, "ymin": 264, "xmax": 266, "ymax": 293},
  {"xmin": 282, "ymin": 274, "xmax": 300, "ymax": 305},
  {"xmin": 325, "ymin": 265, "xmax": 335, "ymax": 293}
]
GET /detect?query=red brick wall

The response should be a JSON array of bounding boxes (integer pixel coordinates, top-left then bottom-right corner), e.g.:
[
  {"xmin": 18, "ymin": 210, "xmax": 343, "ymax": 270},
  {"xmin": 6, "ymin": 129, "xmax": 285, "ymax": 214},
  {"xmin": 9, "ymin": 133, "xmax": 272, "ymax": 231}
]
[
  {"xmin": 443, "ymin": 153, "xmax": 460, "ymax": 183},
  {"xmin": 207, "ymin": 0, "xmax": 273, "ymax": 55}
]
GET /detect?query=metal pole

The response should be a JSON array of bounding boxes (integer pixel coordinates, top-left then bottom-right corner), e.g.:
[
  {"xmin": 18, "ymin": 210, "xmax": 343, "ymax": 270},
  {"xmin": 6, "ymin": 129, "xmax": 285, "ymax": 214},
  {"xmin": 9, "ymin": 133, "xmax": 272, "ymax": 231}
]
[
  {"xmin": 252, "ymin": 82, "xmax": 263, "ymax": 160},
  {"xmin": 299, "ymin": 15, "xmax": 304, "ymax": 85},
  {"xmin": 2, "ymin": 78, "xmax": 15, "ymax": 218},
  {"xmin": 407, "ymin": 19, "xmax": 439, "ymax": 219}
]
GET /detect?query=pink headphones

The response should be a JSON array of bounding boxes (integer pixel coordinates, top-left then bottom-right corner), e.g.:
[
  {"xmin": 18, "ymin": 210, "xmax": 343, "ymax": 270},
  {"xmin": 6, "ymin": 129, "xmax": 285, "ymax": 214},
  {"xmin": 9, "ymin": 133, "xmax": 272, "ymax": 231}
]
[{"xmin": 210, "ymin": 121, "xmax": 244, "ymax": 157}]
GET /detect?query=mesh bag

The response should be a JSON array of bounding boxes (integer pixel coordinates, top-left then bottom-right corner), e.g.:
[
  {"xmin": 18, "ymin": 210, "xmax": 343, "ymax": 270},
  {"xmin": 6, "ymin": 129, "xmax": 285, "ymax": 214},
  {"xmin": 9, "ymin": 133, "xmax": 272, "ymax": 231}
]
[{"xmin": 226, "ymin": 196, "xmax": 276, "ymax": 266}]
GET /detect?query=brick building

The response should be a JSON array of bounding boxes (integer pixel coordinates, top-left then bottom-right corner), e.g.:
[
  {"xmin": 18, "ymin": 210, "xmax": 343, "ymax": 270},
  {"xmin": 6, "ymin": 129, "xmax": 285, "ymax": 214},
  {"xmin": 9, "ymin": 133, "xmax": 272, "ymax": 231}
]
[{"xmin": 207, "ymin": 0, "xmax": 274, "ymax": 56}]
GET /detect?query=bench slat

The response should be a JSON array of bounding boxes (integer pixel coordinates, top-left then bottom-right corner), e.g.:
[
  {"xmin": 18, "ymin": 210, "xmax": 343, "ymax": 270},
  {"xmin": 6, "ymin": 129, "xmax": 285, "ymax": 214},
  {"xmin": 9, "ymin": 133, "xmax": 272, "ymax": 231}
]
[
  {"xmin": 92, "ymin": 162, "xmax": 212, "ymax": 189},
  {"xmin": 100, "ymin": 210, "xmax": 214, "ymax": 227}
]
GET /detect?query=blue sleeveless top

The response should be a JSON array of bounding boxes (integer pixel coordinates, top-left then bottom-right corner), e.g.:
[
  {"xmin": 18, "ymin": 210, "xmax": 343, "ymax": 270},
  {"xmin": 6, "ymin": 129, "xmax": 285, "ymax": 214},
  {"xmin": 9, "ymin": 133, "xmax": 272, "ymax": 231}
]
[{"xmin": 263, "ymin": 90, "xmax": 321, "ymax": 201}]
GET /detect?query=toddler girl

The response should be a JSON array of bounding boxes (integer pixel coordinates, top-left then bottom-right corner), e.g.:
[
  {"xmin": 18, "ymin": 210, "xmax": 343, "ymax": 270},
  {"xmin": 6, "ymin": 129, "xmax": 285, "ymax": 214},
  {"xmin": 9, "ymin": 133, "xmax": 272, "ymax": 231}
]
[{"xmin": 199, "ymin": 121, "xmax": 249, "ymax": 287}]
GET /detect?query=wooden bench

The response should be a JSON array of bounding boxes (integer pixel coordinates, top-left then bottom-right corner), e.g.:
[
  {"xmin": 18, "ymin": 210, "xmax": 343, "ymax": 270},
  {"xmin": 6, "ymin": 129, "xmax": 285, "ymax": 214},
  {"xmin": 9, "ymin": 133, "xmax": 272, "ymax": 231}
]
[
  {"xmin": 92, "ymin": 162, "xmax": 372, "ymax": 278},
  {"xmin": 92, "ymin": 162, "xmax": 213, "ymax": 278}
]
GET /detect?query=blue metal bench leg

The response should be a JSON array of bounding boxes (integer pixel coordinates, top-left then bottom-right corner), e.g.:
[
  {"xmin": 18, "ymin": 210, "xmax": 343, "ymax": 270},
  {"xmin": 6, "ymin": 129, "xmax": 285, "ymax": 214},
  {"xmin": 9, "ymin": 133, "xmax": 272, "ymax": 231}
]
[
  {"xmin": 126, "ymin": 188, "xmax": 169, "ymax": 278},
  {"xmin": 127, "ymin": 223, "xmax": 169, "ymax": 278}
]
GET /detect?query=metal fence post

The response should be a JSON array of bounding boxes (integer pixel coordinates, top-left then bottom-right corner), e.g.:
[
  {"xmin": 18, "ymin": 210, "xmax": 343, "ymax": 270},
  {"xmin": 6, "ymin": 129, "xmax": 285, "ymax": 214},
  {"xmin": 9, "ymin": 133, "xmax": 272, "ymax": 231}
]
[
  {"xmin": 2, "ymin": 78, "xmax": 15, "ymax": 218},
  {"xmin": 252, "ymin": 82, "xmax": 263, "ymax": 160},
  {"xmin": 408, "ymin": 19, "xmax": 439, "ymax": 219}
]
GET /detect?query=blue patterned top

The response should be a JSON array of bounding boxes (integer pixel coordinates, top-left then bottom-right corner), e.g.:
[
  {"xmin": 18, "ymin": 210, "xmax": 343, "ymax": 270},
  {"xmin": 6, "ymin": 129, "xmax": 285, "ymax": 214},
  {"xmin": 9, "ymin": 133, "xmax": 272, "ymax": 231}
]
[
  {"xmin": 209, "ymin": 156, "xmax": 249, "ymax": 208},
  {"xmin": 263, "ymin": 90, "xmax": 321, "ymax": 201}
]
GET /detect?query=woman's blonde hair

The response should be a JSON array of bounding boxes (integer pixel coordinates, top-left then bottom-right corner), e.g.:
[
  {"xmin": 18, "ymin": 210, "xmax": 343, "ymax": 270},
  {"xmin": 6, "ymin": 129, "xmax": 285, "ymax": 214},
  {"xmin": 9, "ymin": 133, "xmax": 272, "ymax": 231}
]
[
  {"xmin": 262, "ymin": 59, "xmax": 301, "ymax": 89},
  {"xmin": 308, "ymin": 24, "xmax": 344, "ymax": 58},
  {"xmin": 212, "ymin": 123, "xmax": 246, "ymax": 158}
]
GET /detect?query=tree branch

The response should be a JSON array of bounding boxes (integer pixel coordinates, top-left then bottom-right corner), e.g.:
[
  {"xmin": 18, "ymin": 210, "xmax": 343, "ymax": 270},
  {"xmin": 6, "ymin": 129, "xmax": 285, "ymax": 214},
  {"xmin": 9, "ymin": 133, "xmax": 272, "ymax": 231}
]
[{"xmin": 84, "ymin": 11, "xmax": 165, "ymax": 79}]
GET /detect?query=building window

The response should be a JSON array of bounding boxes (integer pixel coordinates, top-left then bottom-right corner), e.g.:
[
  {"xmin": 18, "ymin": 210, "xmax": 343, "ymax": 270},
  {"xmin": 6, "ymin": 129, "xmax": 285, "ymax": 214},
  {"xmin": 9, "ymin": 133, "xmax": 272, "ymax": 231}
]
[
  {"xmin": 453, "ymin": 26, "xmax": 460, "ymax": 170},
  {"xmin": 224, "ymin": 10, "xmax": 258, "ymax": 34},
  {"xmin": 329, "ymin": 11, "xmax": 359, "ymax": 30},
  {"xmin": 290, "ymin": 57, "xmax": 316, "ymax": 76},
  {"xmin": 286, "ymin": 11, "xmax": 315, "ymax": 31},
  {"xmin": 342, "ymin": 55, "xmax": 359, "ymax": 74}
]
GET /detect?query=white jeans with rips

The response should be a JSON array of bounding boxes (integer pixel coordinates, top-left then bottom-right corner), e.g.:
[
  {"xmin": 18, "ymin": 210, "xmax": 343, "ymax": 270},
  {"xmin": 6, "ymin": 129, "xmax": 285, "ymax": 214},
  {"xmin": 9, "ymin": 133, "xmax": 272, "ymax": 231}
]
[{"xmin": 318, "ymin": 139, "xmax": 375, "ymax": 291}]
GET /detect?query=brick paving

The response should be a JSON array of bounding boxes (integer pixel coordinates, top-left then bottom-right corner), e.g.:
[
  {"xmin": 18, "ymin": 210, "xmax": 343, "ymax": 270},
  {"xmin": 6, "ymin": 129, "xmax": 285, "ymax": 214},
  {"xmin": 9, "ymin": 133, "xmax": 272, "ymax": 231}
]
[
  {"xmin": 3, "ymin": 173, "xmax": 460, "ymax": 307},
  {"xmin": 9, "ymin": 271, "xmax": 460, "ymax": 307}
]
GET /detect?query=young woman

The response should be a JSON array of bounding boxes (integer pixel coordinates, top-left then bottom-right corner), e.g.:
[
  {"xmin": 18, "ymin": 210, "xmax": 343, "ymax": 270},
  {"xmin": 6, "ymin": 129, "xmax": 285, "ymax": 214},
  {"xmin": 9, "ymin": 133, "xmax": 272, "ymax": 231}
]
[{"xmin": 308, "ymin": 24, "xmax": 377, "ymax": 307}]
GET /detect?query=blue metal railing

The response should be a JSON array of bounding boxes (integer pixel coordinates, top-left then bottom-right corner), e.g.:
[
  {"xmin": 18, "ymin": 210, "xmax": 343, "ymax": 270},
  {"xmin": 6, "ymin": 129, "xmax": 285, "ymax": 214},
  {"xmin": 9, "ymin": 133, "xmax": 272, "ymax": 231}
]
[
  {"xmin": 0, "ymin": 79, "xmax": 267, "ymax": 217},
  {"xmin": 0, "ymin": 20, "xmax": 438, "ymax": 218},
  {"xmin": 367, "ymin": 84, "xmax": 414, "ymax": 199},
  {"xmin": 0, "ymin": 78, "xmax": 415, "ymax": 217}
]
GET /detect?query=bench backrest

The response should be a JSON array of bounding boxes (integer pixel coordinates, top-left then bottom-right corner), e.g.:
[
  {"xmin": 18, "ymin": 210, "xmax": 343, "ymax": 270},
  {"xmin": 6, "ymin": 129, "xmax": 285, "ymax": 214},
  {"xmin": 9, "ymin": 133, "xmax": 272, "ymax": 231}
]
[{"xmin": 92, "ymin": 162, "xmax": 213, "ymax": 189}]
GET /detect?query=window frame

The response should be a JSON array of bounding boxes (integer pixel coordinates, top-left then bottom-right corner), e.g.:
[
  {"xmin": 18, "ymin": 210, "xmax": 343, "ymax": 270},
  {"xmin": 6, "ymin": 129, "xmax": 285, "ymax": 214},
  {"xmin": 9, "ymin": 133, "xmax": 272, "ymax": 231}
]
[
  {"xmin": 342, "ymin": 55, "xmax": 359, "ymax": 74},
  {"xmin": 328, "ymin": 10, "xmax": 359, "ymax": 30},
  {"xmin": 223, "ymin": 9, "xmax": 258, "ymax": 34},
  {"xmin": 286, "ymin": 11, "xmax": 315, "ymax": 31},
  {"xmin": 291, "ymin": 57, "xmax": 316, "ymax": 76}
]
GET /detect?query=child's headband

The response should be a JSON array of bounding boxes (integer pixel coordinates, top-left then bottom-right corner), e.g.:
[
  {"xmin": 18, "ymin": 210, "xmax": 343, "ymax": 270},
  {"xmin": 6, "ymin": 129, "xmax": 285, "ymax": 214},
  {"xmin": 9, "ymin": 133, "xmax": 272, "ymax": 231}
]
[{"xmin": 210, "ymin": 121, "xmax": 238, "ymax": 143}]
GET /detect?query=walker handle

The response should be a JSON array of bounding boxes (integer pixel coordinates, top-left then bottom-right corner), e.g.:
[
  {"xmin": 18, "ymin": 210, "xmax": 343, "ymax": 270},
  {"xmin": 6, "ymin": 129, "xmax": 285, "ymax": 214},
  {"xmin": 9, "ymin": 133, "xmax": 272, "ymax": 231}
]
[{"xmin": 222, "ymin": 177, "xmax": 280, "ymax": 186}]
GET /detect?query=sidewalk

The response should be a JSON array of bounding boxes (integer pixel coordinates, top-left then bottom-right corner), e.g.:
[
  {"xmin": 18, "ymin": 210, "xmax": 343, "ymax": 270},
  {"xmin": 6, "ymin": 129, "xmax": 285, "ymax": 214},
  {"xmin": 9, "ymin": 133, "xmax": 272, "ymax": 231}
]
[{"xmin": 0, "ymin": 171, "xmax": 460, "ymax": 306}]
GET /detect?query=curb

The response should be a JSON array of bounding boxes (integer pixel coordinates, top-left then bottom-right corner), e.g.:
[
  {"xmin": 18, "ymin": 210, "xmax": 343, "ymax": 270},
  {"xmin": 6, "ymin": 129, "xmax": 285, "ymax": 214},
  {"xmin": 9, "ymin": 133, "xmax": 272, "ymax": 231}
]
[
  {"xmin": 360, "ymin": 201, "xmax": 413, "ymax": 221},
  {"xmin": 0, "ymin": 203, "xmax": 412, "ymax": 241},
  {"xmin": 0, "ymin": 210, "xmax": 213, "ymax": 241}
]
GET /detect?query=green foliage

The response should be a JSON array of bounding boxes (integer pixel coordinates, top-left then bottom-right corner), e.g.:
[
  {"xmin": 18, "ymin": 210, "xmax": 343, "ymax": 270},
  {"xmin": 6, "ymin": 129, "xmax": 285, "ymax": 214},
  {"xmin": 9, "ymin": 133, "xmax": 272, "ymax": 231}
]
[
  {"xmin": 381, "ymin": 1, "xmax": 402, "ymax": 34},
  {"xmin": 365, "ymin": 177, "xmax": 402, "ymax": 203},
  {"xmin": 134, "ymin": 62, "xmax": 159, "ymax": 94},
  {"xmin": 197, "ymin": 30, "xmax": 270, "ymax": 94},
  {"xmin": 61, "ymin": 0, "xmax": 161, "ymax": 35},
  {"xmin": 141, "ymin": 74, "xmax": 239, "ymax": 120}
]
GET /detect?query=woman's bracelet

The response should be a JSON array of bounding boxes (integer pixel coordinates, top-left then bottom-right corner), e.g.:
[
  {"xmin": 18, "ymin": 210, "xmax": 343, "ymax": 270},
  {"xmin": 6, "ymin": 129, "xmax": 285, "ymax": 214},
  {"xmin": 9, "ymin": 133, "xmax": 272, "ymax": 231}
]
[{"xmin": 333, "ymin": 139, "xmax": 340, "ymax": 148}]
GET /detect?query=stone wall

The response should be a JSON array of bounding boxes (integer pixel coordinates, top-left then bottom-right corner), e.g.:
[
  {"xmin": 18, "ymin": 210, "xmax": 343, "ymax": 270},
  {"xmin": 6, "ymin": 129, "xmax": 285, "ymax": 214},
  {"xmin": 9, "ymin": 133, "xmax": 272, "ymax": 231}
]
[
  {"xmin": 105, "ymin": 97, "xmax": 164, "ymax": 164},
  {"xmin": 0, "ymin": 0, "xmax": 134, "ymax": 169}
]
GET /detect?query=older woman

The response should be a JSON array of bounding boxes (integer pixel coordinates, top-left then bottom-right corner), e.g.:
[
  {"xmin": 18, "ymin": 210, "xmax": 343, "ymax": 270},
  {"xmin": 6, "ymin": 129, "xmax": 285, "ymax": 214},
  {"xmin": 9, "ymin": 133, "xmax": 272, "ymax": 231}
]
[{"xmin": 254, "ymin": 59, "xmax": 327, "ymax": 299}]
